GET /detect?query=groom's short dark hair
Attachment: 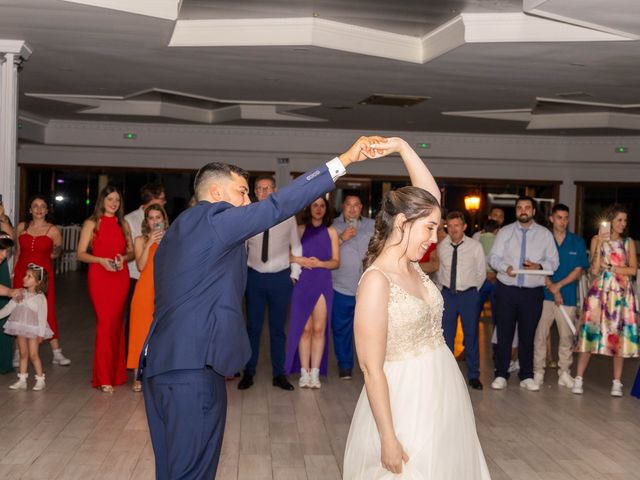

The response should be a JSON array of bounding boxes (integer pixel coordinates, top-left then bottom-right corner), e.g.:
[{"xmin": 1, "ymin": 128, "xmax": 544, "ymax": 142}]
[{"xmin": 194, "ymin": 162, "xmax": 249, "ymax": 200}]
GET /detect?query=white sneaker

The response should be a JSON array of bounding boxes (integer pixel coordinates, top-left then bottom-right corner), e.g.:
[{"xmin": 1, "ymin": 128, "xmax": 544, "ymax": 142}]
[
  {"xmin": 533, "ymin": 373, "xmax": 544, "ymax": 386},
  {"xmin": 309, "ymin": 368, "xmax": 321, "ymax": 389},
  {"xmin": 12, "ymin": 350, "xmax": 19, "ymax": 368},
  {"xmin": 572, "ymin": 376, "xmax": 583, "ymax": 394},
  {"xmin": 520, "ymin": 378, "xmax": 540, "ymax": 391},
  {"xmin": 299, "ymin": 368, "xmax": 311, "ymax": 388},
  {"xmin": 52, "ymin": 349, "xmax": 71, "ymax": 366},
  {"xmin": 508, "ymin": 360, "xmax": 520, "ymax": 373},
  {"xmin": 9, "ymin": 373, "xmax": 28, "ymax": 390},
  {"xmin": 558, "ymin": 372, "xmax": 575, "ymax": 389},
  {"xmin": 491, "ymin": 377, "xmax": 507, "ymax": 390},
  {"xmin": 33, "ymin": 374, "xmax": 46, "ymax": 391},
  {"xmin": 611, "ymin": 380, "xmax": 623, "ymax": 397}
]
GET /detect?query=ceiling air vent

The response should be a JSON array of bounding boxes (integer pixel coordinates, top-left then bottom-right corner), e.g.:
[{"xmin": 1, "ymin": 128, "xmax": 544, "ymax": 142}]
[{"xmin": 359, "ymin": 94, "xmax": 429, "ymax": 107}]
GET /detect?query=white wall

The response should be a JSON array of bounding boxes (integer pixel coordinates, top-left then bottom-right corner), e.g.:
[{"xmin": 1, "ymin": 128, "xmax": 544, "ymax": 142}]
[{"xmin": 17, "ymin": 120, "xmax": 640, "ymax": 222}]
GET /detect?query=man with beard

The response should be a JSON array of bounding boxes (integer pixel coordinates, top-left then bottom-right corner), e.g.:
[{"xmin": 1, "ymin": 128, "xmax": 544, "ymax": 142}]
[{"xmin": 488, "ymin": 196, "xmax": 559, "ymax": 391}]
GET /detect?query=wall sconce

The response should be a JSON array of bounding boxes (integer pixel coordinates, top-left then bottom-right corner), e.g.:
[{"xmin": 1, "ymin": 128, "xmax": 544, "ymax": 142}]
[{"xmin": 464, "ymin": 194, "xmax": 481, "ymax": 213}]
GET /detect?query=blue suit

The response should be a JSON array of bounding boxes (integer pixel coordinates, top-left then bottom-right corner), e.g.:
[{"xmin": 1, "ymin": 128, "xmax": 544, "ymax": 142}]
[{"xmin": 140, "ymin": 164, "xmax": 336, "ymax": 479}]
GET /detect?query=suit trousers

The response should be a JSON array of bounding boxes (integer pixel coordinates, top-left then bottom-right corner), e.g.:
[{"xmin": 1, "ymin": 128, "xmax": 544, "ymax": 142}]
[
  {"xmin": 331, "ymin": 290, "xmax": 356, "ymax": 371},
  {"xmin": 143, "ymin": 368, "xmax": 226, "ymax": 480},
  {"xmin": 494, "ymin": 282, "xmax": 544, "ymax": 380},
  {"xmin": 477, "ymin": 278, "xmax": 497, "ymax": 324},
  {"xmin": 442, "ymin": 287, "xmax": 481, "ymax": 380},
  {"xmin": 533, "ymin": 300, "xmax": 576, "ymax": 376},
  {"xmin": 245, "ymin": 268, "xmax": 292, "ymax": 377}
]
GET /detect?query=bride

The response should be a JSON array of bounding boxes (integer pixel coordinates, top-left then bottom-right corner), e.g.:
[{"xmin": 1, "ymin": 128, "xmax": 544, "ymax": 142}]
[{"xmin": 343, "ymin": 138, "xmax": 491, "ymax": 479}]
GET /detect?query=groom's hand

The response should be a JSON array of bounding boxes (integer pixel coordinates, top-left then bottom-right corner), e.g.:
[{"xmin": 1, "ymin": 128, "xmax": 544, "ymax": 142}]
[{"xmin": 338, "ymin": 136, "xmax": 387, "ymax": 168}]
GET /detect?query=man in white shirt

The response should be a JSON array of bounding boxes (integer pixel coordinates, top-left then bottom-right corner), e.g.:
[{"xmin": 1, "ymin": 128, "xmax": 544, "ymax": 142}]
[
  {"xmin": 123, "ymin": 183, "xmax": 166, "ymax": 351},
  {"xmin": 238, "ymin": 175, "xmax": 301, "ymax": 391},
  {"xmin": 488, "ymin": 196, "xmax": 559, "ymax": 391},
  {"xmin": 437, "ymin": 211, "xmax": 487, "ymax": 389}
]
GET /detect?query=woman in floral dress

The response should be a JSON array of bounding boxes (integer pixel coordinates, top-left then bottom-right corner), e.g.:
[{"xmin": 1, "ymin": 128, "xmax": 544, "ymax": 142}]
[{"xmin": 573, "ymin": 204, "xmax": 638, "ymax": 397}]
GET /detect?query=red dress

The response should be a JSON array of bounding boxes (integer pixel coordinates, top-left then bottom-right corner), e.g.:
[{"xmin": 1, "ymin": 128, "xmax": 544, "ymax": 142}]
[
  {"xmin": 89, "ymin": 215, "xmax": 129, "ymax": 388},
  {"xmin": 14, "ymin": 226, "xmax": 58, "ymax": 339}
]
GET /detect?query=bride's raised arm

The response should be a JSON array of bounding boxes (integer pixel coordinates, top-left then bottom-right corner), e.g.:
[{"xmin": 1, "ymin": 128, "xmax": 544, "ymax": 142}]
[{"xmin": 370, "ymin": 138, "xmax": 440, "ymax": 203}]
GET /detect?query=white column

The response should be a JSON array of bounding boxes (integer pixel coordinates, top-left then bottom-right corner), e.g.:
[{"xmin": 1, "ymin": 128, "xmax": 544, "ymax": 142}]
[{"xmin": 0, "ymin": 40, "xmax": 32, "ymax": 224}]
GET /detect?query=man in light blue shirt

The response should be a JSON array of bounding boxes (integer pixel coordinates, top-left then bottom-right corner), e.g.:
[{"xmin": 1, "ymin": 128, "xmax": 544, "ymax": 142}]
[
  {"xmin": 489, "ymin": 196, "xmax": 559, "ymax": 391},
  {"xmin": 331, "ymin": 195, "xmax": 375, "ymax": 379}
]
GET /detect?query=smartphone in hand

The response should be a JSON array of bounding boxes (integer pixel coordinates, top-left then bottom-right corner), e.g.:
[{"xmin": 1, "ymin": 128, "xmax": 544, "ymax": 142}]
[{"xmin": 598, "ymin": 221, "xmax": 611, "ymax": 240}]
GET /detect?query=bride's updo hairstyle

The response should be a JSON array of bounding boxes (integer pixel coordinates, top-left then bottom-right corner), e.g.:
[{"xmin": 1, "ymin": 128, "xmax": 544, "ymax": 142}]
[{"xmin": 363, "ymin": 186, "xmax": 440, "ymax": 269}]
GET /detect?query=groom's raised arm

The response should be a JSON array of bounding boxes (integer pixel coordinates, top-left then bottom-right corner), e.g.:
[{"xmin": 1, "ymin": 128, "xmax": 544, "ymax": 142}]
[{"xmin": 211, "ymin": 137, "xmax": 385, "ymax": 246}]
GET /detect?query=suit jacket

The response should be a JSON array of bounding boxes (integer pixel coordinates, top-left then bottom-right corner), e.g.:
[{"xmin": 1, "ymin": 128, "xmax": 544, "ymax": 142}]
[{"xmin": 140, "ymin": 165, "xmax": 336, "ymax": 378}]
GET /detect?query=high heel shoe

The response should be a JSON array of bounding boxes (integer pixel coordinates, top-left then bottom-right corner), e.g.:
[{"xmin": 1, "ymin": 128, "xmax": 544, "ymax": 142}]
[
  {"xmin": 131, "ymin": 382, "xmax": 142, "ymax": 392},
  {"xmin": 99, "ymin": 385, "xmax": 114, "ymax": 394}
]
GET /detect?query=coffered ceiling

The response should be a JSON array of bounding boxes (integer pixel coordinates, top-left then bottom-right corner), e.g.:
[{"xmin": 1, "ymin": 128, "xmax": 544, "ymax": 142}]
[{"xmin": 2, "ymin": 0, "xmax": 640, "ymax": 136}]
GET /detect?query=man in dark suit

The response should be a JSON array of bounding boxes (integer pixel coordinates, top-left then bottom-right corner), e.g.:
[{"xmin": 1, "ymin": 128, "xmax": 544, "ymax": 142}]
[{"xmin": 139, "ymin": 136, "xmax": 385, "ymax": 479}]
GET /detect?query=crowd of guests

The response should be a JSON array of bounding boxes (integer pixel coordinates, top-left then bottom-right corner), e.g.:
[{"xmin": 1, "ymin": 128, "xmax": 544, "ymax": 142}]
[{"xmin": 0, "ymin": 181, "xmax": 638, "ymax": 397}]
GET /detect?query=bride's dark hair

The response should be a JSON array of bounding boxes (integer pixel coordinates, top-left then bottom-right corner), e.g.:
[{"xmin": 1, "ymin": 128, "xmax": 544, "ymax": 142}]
[{"xmin": 363, "ymin": 186, "xmax": 440, "ymax": 269}]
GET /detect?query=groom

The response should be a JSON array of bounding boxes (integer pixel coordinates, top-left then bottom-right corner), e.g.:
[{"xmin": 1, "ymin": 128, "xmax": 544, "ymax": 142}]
[{"xmin": 139, "ymin": 136, "xmax": 386, "ymax": 479}]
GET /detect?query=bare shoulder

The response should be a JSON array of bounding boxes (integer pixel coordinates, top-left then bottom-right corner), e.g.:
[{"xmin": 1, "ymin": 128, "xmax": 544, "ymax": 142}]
[
  {"xmin": 297, "ymin": 224, "xmax": 306, "ymax": 237},
  {"xmin": 357, "ymin": 268, "xmax": 390, "ymax": 299},
  {"xmin": 81, "ymin": 218, "xmax": 96, "ymax": 231},
  {"xmin": 327, "ymin": 226, "xmax": 339, "ymax": 238}
]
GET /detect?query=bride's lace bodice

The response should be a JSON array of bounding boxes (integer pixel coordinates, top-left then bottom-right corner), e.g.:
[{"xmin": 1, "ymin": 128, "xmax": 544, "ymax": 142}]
[{"xmin": 364, "ymin": 263, "xmax": 445, "ymax": 361}]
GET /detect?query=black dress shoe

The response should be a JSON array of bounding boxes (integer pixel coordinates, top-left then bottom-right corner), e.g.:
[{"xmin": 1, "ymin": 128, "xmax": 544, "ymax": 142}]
[
  {"xmin": 469, "ymin": 378, "xmax": 483, "ymax": 390},
  {"xmin": 272, "ymin": 375, "xmax": 294, "ymax": 391},
  {"xmin": 238, "ymin": 373, "xmax": 254, "ymax": 390},
  {"xmin": 339, "ymin": 369, "xmax": 353, "ymax": 380}
]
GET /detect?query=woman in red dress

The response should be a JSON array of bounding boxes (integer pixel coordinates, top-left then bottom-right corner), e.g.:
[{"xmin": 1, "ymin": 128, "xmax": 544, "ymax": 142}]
[
  {"xmin": 77, "ymin": 185, "xmax": 133, "ymax": 393},
  {"xmin": 13, "ymin": 196, "xmax": 70, "ymax": 366}
]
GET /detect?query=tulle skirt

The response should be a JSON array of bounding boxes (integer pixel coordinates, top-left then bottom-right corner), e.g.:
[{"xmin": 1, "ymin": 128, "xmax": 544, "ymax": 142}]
[
  {"xmin": 3, "ymin": 308, "xmax": 53, "ymax": 340},
  {"xmin": 343, "ymin": 344, "xmax": 491, "ymax": 479}
]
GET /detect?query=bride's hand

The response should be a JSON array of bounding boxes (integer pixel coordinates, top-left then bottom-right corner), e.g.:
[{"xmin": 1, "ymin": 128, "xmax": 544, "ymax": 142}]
[
  {"xmin": 381, "ymin": 436, "xmax": 409, "ymax": 474},
  {"xmin": 368, "ymin": 137, "xmax": 408, "ymax": 157}
]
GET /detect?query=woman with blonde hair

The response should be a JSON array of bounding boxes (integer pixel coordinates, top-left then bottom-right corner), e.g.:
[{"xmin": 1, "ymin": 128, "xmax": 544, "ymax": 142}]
[{"xmin": 127, "ymin": 204, "xmax": 169, "ymax": 392}]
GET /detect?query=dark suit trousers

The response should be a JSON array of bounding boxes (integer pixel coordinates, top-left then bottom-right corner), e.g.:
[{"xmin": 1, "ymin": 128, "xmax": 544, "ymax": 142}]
[
  {"xmin": 245, "ymin": 268, "xmax": 292, "ymax": 377},
  {"xmin": 441, "ymin": 287, "xmax": 481, "ymax": 380},
  {"xmin": 494, "ymin": 281, "xmax": 544, "ymax": 380},
  {"xmin": 143, "ymin": 368, "xmax": 226, "ymax": 480}
]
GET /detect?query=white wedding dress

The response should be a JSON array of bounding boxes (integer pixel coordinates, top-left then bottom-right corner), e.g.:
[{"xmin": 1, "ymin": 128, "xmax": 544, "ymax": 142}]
[{"xmin": 343, "ymin": 263, "xmax": 491, "ymax": 479}]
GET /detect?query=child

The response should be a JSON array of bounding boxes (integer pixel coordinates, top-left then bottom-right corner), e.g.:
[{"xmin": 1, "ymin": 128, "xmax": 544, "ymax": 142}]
[{"xmin": 2, "ymin": 263, "xmax": 52, "ymax": 390}]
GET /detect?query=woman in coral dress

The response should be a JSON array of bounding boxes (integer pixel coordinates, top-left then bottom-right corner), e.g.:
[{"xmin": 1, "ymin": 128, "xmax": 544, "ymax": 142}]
[
  {"xmin": 13, "ymin": 196, "xmax": 71, "ymax": 366},
  {"xmin": 77, "ymin": 185, "xmax": 133, "ymax": 393},
  {"xmin": 127, "ymin": 204, "xmax": 168, "ymax": 391},
  {"xmin": 574, "ymin": 204, "xmax": 638, "ymax": 397}
]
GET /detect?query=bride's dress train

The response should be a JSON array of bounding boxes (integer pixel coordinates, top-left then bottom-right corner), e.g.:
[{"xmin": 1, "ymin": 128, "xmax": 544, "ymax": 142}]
[{"xmin": 343, "ymin": 264, "xmax": 491, "ymax": 479}]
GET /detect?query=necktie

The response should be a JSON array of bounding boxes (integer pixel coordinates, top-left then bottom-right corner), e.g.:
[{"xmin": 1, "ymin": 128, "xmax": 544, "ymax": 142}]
[
  {"xmin": 261, "ymin": 229, "xmax": 269, "ymax": 263},
  {"xmin": 450, "ymin": 242, "xmax": 462, "ymax": 292},
  {"xmin": 517, "ymin": 229, "xmax": 528, "ymax": 287}
]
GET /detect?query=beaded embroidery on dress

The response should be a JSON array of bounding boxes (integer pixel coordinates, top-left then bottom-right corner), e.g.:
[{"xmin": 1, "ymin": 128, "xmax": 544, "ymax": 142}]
[{"xmin": 343, "ymin": 262, "xmax": 491, "ymax": 479}]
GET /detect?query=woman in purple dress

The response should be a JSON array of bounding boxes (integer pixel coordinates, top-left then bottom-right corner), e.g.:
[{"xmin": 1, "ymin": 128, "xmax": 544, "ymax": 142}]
[{"xmin": 286, "ymin": 197, "xmax": 340, "ymax": 388}]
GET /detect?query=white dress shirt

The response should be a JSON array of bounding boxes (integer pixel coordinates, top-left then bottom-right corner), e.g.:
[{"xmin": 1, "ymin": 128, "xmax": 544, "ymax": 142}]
[
  {"xmin": 247, "ymin": 216, "xmax": 302, "ymax": 280},
  {"xmin": 488, "ymin": 221, "xmax": 559, "ymax": 288},
  {"xmin": 436, "ymin": 235, "xmax": 486, "ymax": 291},
  {"xmin": 124, "ymin": 206, "xmax": 145, "ymax": 280}
]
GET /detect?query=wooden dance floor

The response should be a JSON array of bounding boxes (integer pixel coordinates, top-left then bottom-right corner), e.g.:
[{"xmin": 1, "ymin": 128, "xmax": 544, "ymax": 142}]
[{"xmin": 1, "ymin": 271, "xmax": 639, "ymax": 479}]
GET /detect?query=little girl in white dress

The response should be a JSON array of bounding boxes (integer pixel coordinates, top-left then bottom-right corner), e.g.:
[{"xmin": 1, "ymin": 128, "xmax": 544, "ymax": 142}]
[{"xmin": 2, "ymin": 263, "xmax": 52, "ymax": 390}]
